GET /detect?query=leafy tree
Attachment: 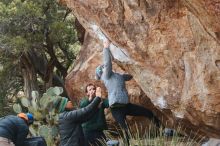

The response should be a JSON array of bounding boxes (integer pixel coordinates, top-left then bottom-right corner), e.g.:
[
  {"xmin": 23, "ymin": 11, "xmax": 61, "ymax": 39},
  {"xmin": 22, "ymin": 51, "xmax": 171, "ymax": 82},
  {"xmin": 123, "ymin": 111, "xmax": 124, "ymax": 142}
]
[{"xmin": 0, "ymin": 0, "xmax": 80, "ymax": 115}]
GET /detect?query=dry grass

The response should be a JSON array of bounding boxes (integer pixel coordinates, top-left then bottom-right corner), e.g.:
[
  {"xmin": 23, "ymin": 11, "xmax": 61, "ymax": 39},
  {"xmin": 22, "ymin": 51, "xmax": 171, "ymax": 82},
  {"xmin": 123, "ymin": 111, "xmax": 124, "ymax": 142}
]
[{"xmin": 97, "ymin": 122, "xmax": 205, "ymax": 146}]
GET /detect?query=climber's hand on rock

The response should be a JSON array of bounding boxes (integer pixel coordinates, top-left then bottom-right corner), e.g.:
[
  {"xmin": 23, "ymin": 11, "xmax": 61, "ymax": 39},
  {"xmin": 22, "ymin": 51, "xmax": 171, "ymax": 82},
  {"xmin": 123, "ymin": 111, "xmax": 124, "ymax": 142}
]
[{"xmin": 103, "ymin": 39, "xmax": 110, "ymax": 48}]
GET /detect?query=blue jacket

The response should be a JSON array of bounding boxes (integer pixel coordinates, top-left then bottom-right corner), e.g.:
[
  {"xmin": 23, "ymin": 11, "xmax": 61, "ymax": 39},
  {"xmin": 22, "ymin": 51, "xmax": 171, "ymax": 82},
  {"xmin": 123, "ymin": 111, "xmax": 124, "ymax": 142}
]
[
  {"xmin": 0, "ymin": 115, "xmax": 29, "ymax": 146},
  {"xmin": 101, "ymin": 47, "xmax": 133, "ymax": 106},
  {"xmin": 59, "ymin": 97, "xmax": 101, "ymax": 146}
]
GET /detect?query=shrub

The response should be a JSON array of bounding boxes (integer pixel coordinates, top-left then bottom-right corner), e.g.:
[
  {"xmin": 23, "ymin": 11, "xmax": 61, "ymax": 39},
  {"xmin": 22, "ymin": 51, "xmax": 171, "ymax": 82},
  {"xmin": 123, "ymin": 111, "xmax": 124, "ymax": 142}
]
[{"xmin": 13, "ymin": 87, "xmax": 66, "ymax": 146}]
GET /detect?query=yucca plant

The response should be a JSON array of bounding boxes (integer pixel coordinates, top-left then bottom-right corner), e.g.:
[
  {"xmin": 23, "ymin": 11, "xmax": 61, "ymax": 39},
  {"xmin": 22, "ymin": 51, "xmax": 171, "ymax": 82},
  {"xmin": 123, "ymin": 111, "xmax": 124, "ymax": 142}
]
[
  {"xmin": 99, "ymin": 122, "xmax": 206, "ymax": 146},
  {"xmin": 13, "ymin": 87, "xmax": 66, "ymax": 146}
]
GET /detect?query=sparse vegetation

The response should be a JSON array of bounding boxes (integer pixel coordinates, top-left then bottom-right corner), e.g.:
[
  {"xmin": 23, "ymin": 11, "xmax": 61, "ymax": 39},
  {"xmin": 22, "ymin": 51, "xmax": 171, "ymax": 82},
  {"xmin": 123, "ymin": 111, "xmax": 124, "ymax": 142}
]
[
  {"xmin": 99, "ymin": 123, "xmax": 205, "ymax": 146},
  {"xmin": 13, "ymin": 87, "xmax": 66, "ymax": 146}
]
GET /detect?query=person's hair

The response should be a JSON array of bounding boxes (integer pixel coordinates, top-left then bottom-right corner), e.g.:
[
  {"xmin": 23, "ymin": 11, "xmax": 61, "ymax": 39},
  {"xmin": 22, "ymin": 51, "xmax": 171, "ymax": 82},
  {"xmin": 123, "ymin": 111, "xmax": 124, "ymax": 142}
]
[{"xmin": 85, "ymin": 83, "xmax": 96, "ymax": 93}]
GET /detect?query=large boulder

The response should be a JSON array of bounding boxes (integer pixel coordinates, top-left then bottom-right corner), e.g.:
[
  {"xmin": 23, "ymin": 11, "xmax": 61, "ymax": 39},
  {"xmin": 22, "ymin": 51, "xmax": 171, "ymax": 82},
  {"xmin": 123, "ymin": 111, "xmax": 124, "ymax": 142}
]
[{"xmin": 63, "ymin": 0, "xmax": 220, "ymax": 138}]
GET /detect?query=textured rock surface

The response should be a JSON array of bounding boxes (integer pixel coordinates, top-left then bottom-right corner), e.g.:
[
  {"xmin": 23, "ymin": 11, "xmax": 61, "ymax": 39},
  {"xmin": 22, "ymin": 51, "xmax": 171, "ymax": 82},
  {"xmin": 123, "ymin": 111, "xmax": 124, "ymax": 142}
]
[{"xmin": 63, "ymin": 0, "xmax": 220, "ymax": 138}]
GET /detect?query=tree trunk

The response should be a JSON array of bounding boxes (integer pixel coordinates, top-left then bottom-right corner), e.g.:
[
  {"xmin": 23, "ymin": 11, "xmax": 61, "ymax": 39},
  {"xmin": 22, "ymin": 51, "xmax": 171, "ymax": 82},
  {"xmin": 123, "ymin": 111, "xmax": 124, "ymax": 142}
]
[
  {"xmin": 20, "ymin": 53, "xmax": 39, "ymax": 99},
  {"xmin": 75, "ymin": 18, "xmax": 85, "ymax": 44},
  {"xmin": 28, "ymin": 49, "xmax": 68, "ymax": 97},
  {"xmin": 44, "ymin": 58, "xmax": 55, "ymax": 90}
]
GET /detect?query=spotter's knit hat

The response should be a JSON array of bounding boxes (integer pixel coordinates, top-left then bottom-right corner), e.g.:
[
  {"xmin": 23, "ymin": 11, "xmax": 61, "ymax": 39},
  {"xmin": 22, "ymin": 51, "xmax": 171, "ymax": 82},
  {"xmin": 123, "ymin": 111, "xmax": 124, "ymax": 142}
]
[
  {"xmin": 17, "ymin": 112, "xmax": 34, "ymax": 124},
  {"xmin": 58, "ymin": 97, "xmax": 68, "ymax": 113}
]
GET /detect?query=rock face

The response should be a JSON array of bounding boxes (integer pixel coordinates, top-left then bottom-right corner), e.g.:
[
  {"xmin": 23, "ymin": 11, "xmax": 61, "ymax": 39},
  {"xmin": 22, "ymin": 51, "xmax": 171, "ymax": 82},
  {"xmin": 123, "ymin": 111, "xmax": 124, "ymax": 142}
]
[{"xmin": 63, "ymin": 0, "xmax": 220, "ymax": 138}]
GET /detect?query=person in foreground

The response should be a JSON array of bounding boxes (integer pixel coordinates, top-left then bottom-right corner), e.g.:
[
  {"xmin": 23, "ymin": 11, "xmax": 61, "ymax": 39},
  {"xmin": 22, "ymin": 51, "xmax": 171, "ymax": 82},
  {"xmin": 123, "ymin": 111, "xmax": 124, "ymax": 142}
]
[
  {"xmin": 58, "ymin": 87, "xmax": 104, "ymax": 146},
  {"xmin": 0, "ymin": 113, "xmax": 34, "ymax": 146},
  {"xmin": 95, "ymin": 40, "xmax": 161, "ymax": 145},
  {"xmin": 80, "ymin": 83, "xmax": 109, "ymax": 146}
]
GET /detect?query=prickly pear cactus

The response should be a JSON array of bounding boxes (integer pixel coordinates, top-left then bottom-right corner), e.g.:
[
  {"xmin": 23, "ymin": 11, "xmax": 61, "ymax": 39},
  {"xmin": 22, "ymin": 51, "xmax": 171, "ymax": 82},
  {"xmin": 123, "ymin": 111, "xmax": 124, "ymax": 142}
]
[{"xmin": 13, "ymin": 86, "xmax": 66, "ymax": 146}]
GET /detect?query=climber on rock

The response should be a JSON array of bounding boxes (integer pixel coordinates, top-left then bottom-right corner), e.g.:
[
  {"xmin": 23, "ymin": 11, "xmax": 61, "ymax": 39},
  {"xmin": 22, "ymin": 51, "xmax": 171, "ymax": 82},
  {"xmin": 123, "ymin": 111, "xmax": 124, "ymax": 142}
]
[{"xmin": 95, "ymin": 39, "xmax": 162, "ymax": 144}]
